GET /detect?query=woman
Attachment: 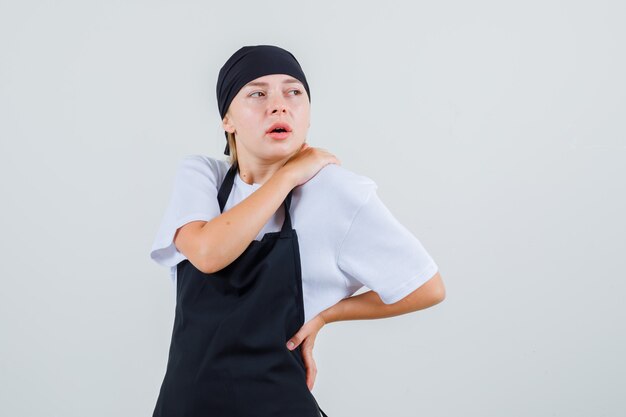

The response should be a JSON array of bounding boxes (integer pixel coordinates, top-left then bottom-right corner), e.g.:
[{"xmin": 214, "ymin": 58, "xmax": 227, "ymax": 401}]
[{"xmin": 150, "ymin": 44, "xmax": 445, "ymax": 417}]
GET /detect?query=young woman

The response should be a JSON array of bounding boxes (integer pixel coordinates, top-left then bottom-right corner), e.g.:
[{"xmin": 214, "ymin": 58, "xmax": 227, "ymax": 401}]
[{"xmin": 150, "ymin": 44, "xmax": 445, "ymax": 417}]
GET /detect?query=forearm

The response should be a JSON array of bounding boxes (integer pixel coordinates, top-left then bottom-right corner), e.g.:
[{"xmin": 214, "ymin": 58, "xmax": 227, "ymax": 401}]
[
  {"xmin": 200, "ymin": 168, "xmax": 295, "ymax": 273},
  {"xmin": 320, "ymin": 288, "xmax": 442, "ymax": 323}
]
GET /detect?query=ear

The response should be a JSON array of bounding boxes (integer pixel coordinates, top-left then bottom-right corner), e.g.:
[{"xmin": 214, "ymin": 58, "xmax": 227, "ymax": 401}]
[{"xmin": 222, "ymin": 115, "xmax": 235, "ymax": 133}]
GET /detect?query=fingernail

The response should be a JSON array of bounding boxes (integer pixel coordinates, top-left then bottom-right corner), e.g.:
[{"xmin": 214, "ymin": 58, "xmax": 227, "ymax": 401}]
[{"xmin": 287, "ymin": 341, "xmax": 294, "ymax": 349}]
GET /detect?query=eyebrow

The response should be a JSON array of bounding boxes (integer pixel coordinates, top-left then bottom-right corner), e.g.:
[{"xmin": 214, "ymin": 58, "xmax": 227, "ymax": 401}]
[{"xmin": 244, "ymin": 77, "xmax": 303, "ymax": 88}]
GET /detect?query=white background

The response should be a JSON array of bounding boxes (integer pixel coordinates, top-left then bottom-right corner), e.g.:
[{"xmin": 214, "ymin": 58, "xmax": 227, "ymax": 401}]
[{"xmin": 1, "ymin": 1, "xmax": 624, "ymax": 416}]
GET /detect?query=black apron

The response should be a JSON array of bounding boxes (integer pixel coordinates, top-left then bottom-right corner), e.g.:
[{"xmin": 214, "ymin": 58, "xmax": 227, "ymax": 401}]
[{"xmin": 153, "ymin": 163, "xmax": 329, "ymax": 417}]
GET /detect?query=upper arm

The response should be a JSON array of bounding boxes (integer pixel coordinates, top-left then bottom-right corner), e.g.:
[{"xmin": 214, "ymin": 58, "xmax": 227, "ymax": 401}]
[
  {"xmin": 337, "ymin": 188, "xmax": 441, "ymax": 305},
  {"xmin": 402, "ymin": 271, "xmax": 446, "ymax": 303},
  {"xmin": 149, "ymin": 155, "xmax": 222, "ymax": 271},
  {"xmin": 173, "ymin": 220, "xmax": 212, "ymax": 273}
]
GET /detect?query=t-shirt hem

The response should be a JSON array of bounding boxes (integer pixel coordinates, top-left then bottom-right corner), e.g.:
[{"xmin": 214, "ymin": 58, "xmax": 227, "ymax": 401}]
[
  {"xmin": 378, "ymin": 261, "xmax": 439, "ymax": 304},
  {"xmin": 149, "ymin": 212, "xmax": 215, "ymax": 267}
]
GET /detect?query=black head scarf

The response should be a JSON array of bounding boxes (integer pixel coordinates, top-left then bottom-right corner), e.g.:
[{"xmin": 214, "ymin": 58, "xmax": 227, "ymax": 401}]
[{"xmin": 216, "ymin": 45, "xmax": 311, "ymax": 155}]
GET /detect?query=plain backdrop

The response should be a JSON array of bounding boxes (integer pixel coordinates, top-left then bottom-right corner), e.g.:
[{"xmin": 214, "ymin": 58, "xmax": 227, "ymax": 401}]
[{"xmin": 1, "ymin": 1, "xmax": 624, "ymax": 416}]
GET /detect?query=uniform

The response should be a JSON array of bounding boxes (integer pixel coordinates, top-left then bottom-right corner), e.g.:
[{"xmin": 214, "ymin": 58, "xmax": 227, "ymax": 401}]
[
  {"xmin": 150, "ymin": 155, "xmax": 440, "ymax": 325},
  {"xmin": 152, "ymin": 162, "xmax": 328, "ymax": 416}
]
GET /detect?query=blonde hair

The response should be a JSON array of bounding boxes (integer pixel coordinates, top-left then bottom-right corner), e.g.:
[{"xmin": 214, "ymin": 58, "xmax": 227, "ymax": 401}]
[
  {"xmin": 224, "ymin": 108, "xmax": 238, "ymax": 167},
  {"xmin": 226, "ymin": 131, "xmax": 238, "ymax": 168}
]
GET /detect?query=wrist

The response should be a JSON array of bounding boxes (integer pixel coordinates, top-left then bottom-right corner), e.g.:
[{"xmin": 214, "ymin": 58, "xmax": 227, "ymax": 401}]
[
  {"xmin": 320, "ymin": 301, "xmax": 343, "ymax": 325},
  {"xmin": 276, "ymin": 166, "xmax": 296, "ymax": 190}
]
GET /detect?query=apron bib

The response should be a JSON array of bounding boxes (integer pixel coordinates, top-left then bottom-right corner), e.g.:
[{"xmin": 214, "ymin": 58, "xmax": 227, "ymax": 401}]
[{"xmin": 153, "ymin": 163, "xmax": 329, "ymax": 417}]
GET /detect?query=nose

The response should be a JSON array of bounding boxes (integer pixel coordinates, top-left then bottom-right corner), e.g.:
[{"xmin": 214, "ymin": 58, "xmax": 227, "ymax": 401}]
[{"xmin": 269, "ymin": 94, "xmax": 288, "ymax": 114}]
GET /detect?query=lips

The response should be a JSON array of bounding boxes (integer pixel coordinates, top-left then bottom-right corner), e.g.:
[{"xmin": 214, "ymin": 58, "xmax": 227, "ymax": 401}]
[{"xmin": 266, "ymin": 122, "xmax": 292, "ymax": 134}]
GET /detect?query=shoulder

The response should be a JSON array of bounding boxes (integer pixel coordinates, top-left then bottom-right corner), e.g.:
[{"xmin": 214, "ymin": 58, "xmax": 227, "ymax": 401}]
[
  {"xmin": 174, "ymin": 154, "xmax": 230, "ymax": 183},
  {"xmin": 177, "ymin": 154, "xmax": 229, "ymax": 173},
  {"xmin": 311, "ymin": 162, "xmax": 377, "ymax": 190},
  {"xmin": 301, "ymin": 163, "xmax": 378, "ymax": 209}
]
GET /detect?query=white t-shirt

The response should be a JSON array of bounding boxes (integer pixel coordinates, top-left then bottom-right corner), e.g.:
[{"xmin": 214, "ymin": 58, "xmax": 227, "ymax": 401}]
[{"xmin": 150, "ymin": 155, "xmax": 439, "ymax": 324}]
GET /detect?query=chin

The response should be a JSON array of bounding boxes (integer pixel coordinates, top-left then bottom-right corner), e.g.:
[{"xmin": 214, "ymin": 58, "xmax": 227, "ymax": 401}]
[{"xmin": 262, "ymin": 147, "xmax": 294, "ymax": 160}]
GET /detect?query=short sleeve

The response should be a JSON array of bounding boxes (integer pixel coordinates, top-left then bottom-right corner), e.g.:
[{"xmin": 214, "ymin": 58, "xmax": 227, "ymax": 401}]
[
  {"xmin": 149, "ymin": 155, "xmax": 222, "ymax": 268},
  {"xmin": 337, "ymin": 189, "xmax": 439, "ymax": 304}
]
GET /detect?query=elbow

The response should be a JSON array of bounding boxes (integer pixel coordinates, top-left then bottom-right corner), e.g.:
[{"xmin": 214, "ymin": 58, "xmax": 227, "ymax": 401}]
[
  {"xmin": 173, "ymin": 222, "xmax": 219, "ymax": 274},
  {"xmin": 194, "ymin": 244, "xmax": 219, "ymax": 275},
  {"xmin": 197, "ymin": 253, "xmax": 219, "ymax": 275},
  {"xmin": 426, "ymin": 271, "xmax": 446, "ymax": 305},
  {"xmin": 197, "ymin": 260, "xmax": 216, "ymax": 275},
  {"xmin": 392, "ymin": 272, "xmax": 446, "ymax": 309},
  {"xmin": 195, "ymin": 239, "xmax": 229, "ymax": 275},
  {"xmin": 431, "ymin": 285, "xmax": 446, "ymax": 304}
]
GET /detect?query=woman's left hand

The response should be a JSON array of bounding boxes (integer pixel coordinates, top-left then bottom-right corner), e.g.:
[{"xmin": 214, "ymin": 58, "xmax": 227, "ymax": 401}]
[{"xmin": 286, "ymin": 313, "xmax": 327, "ymax": 391}]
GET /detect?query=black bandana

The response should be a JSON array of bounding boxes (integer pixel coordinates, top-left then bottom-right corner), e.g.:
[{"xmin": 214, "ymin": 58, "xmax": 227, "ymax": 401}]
[{"xmin": 216, "ymin": 45, "xmax": 311, "ymax": 155}]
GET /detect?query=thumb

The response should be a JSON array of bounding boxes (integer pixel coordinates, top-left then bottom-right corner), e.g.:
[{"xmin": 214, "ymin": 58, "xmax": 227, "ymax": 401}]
[{"xmin": 286, "ymin": 333, "xmax": 302, "ymax": 350}]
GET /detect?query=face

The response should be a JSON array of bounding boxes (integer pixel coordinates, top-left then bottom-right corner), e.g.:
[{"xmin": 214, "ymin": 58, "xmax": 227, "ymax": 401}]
[{"xmin": 222, "ymin": 73, "xmax": 311, "ymax": 161}]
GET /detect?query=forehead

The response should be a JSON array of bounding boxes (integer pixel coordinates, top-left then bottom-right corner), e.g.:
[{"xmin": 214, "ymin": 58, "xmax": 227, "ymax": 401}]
[{"xmin": 243, "ymin": 74, "xmax": 303, "ymax": 88}]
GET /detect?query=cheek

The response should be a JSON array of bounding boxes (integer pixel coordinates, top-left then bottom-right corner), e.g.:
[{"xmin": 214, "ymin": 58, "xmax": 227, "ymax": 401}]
[
  {"xmin": 295, "ymin": 106, "xmax": 311, "ymax": 125},
  {"xmin": 238, "ymin": 110, "xmax": 263, "ymax": 131}
]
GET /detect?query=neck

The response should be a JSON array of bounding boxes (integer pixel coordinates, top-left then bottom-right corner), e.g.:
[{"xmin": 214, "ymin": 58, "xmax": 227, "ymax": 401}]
[{"xmin": 236, "ymin": 151, "xmax": 294, "ymax": 186}]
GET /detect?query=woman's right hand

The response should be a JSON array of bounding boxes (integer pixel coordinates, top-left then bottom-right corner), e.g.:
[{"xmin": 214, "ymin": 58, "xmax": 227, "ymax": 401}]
[{"xmin": 280, "ymin": 142, "xmax": 341, "ymax": 187}]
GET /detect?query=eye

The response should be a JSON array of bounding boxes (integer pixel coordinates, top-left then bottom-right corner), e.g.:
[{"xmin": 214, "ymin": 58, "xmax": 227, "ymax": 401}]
[{"xmin": 249, "ymin": 89, "xmax": 302, "ymax": 98}]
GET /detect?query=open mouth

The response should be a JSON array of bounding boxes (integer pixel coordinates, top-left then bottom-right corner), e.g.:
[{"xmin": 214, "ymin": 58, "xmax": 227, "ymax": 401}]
[
  {"xmin": 267, "ymin": 129, "xmax": 291, "ymax": 140},
  {"xmin": 266, "ymin": 122, "xmax": 293, "ymax": 134},
  {"xmin": 266, "ymin": 122, "xmax": 292, "ymax": 140}
]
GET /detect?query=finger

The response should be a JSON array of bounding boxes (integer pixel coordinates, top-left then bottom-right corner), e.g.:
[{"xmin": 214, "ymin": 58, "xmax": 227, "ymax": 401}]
[
  {"xmin": 307, "ymin": 364, "xmax": 317, "ymax": 391},
  {"xmin": 302, "ymin": 348, "xmax": 317, "ymax": 390},
  {"xmin": 287, "ymin": 321, "xmax": 316, "ymax": 350},
  {"xmin": 286, "ymin": 333, "xmax": 302, "ymax": 350}
]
